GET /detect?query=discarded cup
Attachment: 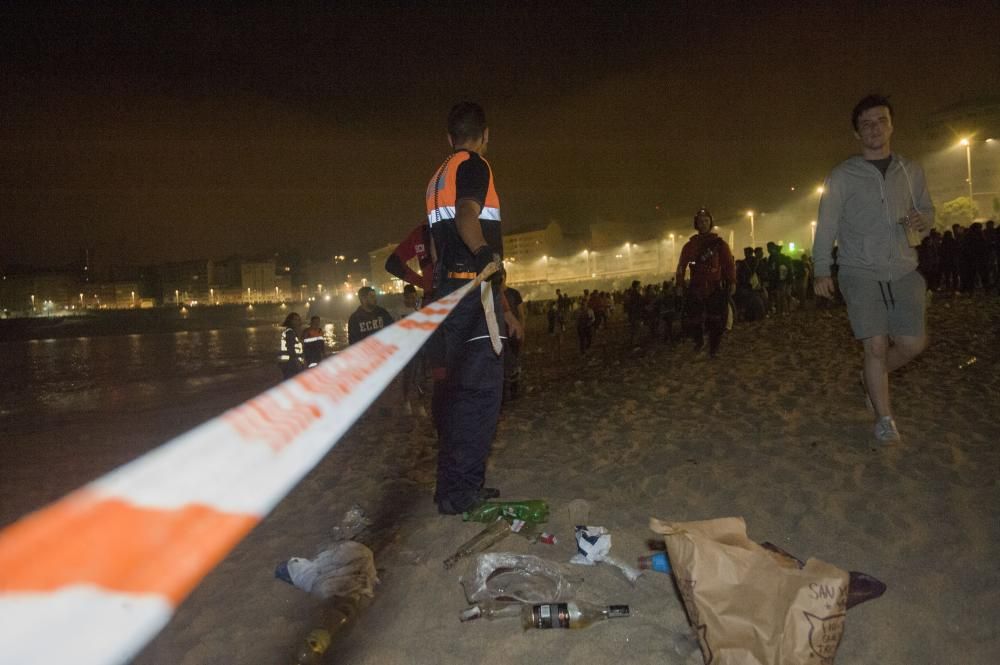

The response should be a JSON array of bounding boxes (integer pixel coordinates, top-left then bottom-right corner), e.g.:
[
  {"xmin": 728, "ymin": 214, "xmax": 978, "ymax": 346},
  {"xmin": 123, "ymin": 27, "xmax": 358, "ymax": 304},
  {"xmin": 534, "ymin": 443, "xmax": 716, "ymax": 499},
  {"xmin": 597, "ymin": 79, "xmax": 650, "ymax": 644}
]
[{"xmin": 898, "ymin": 215, "xmax": 922, "ymax": 248}]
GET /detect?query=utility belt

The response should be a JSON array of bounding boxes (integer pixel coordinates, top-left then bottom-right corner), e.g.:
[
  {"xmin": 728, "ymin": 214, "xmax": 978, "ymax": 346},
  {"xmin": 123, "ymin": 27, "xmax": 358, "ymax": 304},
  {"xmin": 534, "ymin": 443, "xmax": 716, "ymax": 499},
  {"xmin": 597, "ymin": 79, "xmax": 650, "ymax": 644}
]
[{"xmin": 447, "ymin": 271, "xmax": 478, "ymax": 280}]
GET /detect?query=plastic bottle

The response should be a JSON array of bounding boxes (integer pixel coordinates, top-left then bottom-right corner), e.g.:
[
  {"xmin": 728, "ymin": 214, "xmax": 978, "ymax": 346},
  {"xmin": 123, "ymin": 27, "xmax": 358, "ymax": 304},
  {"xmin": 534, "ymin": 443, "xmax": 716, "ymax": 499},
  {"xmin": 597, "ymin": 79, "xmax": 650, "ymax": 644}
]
[
  {"xmin": 637, "ymin": 552, "xmax": 671, "ymax": 574},
  {"xmin": 463, "ymin": 500, "xmax": 549, "ymax": 524},
  {"xmin": 294, "ymin": 628, "xmax": 331, "ymax": 664},
  {"xmin": 521, "ymin": 601, "xmax": 630, "ymax": 630}
]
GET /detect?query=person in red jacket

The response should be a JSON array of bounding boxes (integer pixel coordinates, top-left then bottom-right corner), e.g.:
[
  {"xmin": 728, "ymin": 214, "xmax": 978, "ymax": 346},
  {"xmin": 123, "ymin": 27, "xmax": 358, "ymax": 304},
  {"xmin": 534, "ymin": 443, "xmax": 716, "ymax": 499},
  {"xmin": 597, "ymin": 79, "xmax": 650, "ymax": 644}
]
[
  {"xmin": 385, "ymin": 223, "xmax": 435, "ymax": 302},
  {"xmin": 676, "ymin": 208, "xmax": 736, "ymax": 358}
]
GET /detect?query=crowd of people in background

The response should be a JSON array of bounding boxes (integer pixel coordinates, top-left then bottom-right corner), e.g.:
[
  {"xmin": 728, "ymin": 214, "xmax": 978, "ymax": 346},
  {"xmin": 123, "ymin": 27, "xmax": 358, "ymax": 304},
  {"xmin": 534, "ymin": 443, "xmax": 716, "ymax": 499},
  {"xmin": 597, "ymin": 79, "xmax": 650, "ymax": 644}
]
[
  {"xmin": 916, "ymin": 221, "xmax": 1000, "ymax": 295},
  {"xmin": 276, "ymin": 219, "xmax": 999, "ymax": 384},
  {"xmin": 536, "ymin": 217, "xmax": 1000, "ymax": 361}
]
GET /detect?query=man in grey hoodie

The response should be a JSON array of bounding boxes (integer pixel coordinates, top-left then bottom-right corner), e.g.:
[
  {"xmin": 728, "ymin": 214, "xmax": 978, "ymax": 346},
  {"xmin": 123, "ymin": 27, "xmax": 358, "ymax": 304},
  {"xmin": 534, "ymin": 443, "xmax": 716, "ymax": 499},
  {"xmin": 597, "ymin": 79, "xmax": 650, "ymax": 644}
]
[{"xmin": 813, "ymin": 94, "xmax": 935, "ymax": 444}]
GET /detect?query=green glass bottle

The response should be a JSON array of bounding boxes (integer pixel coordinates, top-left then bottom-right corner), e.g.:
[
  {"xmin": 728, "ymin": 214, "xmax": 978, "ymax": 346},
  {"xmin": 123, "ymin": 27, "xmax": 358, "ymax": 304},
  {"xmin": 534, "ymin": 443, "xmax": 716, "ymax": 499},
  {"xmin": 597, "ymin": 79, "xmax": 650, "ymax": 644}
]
[{"xmin": 462, "ymin": 499, "xmax": 549, "ymax": 524}]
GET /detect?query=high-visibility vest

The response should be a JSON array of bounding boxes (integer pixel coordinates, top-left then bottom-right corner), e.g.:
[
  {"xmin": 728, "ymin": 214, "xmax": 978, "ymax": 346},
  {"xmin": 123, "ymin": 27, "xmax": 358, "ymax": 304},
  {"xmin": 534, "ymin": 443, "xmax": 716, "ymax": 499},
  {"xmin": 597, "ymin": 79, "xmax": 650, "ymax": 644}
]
[
  {"xmin": 302, "ymin": 326, "xmax": 324, "ymax": 367},
  {"xmin": 424, "ymin": 149, "xmax": 501, "ymax": 283},
  {"xmin": 279, "ymin": 327, "xmax": 303, "ymax": 362}
]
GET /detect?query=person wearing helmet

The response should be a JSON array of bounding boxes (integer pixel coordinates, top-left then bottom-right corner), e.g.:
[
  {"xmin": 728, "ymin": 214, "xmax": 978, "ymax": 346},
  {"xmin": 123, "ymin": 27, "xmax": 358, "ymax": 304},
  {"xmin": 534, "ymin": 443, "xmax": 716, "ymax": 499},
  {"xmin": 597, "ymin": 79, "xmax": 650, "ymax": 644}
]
[{"xmin": 676, "ymin": 208, "xmax": 736, "ymax": 357}]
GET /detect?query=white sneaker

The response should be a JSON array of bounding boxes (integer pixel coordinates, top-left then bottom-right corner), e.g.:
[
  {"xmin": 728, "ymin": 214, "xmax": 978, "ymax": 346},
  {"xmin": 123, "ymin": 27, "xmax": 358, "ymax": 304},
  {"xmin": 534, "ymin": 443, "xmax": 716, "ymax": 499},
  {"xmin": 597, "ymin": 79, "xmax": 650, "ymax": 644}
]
[{"xmin": 874, "ymin": 416, "xmax": 901, "ymax": 444}]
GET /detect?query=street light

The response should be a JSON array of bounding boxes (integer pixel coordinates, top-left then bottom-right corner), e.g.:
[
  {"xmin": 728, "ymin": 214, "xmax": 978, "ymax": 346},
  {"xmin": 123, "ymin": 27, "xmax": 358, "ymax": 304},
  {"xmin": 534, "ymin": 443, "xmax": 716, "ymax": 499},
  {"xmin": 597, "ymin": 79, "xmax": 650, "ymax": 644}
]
[
  {"xmin": 959, "ymin": 138, "xmax": 973, "ymax": 201},
  {"xmin": 815, "ymin": 186, "xmax": 825, "ymax": 195},
  {"xmin": 810, "ymin": 220, "xmax": 817, "ymax": 246},
  {"xmin": 746, "ymin": 211, "xmax": 756, "ymax": 248}
]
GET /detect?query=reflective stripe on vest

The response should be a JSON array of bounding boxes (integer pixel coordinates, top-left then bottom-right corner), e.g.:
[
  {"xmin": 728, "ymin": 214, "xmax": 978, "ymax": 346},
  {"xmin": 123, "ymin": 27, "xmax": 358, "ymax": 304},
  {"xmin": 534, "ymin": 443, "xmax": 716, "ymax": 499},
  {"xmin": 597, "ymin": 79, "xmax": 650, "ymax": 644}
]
[
  {"xmin": 424, "ymin": 151, "xmax": 501, "ymax": 226},
  {"xmin": 280, "ymin": 328, "xmax": 303, "ymax": 355}
]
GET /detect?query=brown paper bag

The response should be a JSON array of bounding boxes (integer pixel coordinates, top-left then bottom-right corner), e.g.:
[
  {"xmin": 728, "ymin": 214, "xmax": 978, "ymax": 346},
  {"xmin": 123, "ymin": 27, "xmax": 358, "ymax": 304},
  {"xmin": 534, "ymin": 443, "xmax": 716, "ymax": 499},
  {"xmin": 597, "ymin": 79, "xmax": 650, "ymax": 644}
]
[{"xmin": 650, "ymin": 516, "xmax": 849, "ymax": 665}]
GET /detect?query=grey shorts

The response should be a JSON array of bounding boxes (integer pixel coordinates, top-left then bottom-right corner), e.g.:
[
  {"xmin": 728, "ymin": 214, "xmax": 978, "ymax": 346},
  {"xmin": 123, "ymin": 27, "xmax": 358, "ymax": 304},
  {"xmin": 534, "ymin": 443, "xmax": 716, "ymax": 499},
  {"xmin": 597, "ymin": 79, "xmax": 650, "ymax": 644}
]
[{"xmin": 838, "ymin": 270, "xmax": 926, "ymax": 339}]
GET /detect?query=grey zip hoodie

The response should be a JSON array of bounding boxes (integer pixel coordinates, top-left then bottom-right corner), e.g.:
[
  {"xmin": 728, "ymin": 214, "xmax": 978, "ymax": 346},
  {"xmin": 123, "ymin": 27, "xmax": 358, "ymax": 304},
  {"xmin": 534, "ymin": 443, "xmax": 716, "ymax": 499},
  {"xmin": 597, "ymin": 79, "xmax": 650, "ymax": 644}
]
[{"xmin": 813, "ymin": 153, "xmax": 935, "ymax": 281}]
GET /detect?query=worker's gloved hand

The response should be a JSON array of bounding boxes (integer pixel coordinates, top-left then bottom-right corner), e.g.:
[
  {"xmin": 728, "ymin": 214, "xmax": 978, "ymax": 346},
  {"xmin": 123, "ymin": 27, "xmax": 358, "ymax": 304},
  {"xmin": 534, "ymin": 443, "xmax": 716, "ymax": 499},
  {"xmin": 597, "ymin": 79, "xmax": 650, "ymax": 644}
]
[{"xmin": 473, "ymin": 245, "xmax": 503, "ymax": 286}]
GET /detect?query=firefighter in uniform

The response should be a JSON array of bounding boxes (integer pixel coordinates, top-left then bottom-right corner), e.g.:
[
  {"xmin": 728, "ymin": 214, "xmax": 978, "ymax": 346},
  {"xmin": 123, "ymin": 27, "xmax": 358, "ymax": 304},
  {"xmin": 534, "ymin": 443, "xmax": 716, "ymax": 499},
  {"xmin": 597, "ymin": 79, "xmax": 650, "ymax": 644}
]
[
  {"xmin": 425, "ymin": 102, "xmax": 506, "ymax": 515},
  {"xmin": 278, "ymin": 312, "xmax": 304, "ymax": 379}
]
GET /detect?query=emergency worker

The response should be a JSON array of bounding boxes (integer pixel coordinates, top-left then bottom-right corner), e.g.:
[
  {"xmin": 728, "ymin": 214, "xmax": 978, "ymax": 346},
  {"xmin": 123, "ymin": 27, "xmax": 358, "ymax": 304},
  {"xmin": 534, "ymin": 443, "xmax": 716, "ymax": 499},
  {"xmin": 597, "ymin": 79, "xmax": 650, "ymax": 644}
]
[
  {"xmin": 676, "ymin": 208, "xmax": 736, "ymax": 357},
  {"xmin": 278, "ymin": 312, "xmax": 304, "ymax": 379},
  {"xmin": 302, "ymin": 315, "xmax": 325, "ymax": 368},
  {"xmin": 425, "ymin": 101, "xmax": 507, "ymax": 515}
]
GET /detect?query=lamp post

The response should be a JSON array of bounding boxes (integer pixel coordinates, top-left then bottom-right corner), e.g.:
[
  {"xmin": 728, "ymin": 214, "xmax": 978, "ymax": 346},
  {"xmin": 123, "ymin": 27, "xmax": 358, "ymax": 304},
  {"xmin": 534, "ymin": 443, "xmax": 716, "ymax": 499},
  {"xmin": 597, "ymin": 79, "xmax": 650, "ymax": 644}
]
[
  {"xmin": 960, "ymin": 138, "xmax": 973, "ymax": 201},
  {"xmin": 747, "ymin": 211, "xmax": 756, "ymax": 249},
  {"xmin": 810, "ymin": 220, "xmax": 817, "ymax": 246}
]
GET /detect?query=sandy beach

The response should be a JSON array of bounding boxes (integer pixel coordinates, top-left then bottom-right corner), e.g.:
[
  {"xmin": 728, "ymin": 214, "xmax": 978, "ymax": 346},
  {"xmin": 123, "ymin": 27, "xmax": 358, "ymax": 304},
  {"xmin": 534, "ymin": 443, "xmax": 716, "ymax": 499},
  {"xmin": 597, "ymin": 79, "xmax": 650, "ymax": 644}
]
[{"xmin": 5, "ymin": 293, "xmax": 999, "ymax": 664}]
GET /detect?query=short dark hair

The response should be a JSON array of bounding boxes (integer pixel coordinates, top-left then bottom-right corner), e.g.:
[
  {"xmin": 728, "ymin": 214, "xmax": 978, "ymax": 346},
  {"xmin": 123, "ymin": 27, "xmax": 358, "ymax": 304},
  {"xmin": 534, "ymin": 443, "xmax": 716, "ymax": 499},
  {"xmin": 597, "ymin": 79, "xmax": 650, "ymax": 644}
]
[
  {"xmin": 357, "ymin": 286, "xmax": 374, "ymax": 298},
  {"xmin": 448, "ymin": 102, "xmax": 487, "ymax": 143},
  {"xmin": 851, "ymin": 94, "xmax": 893, "ymax": 131},
  {"xmin": 402, "ymin": 284, "xmax": 416, "ymax": 294}
]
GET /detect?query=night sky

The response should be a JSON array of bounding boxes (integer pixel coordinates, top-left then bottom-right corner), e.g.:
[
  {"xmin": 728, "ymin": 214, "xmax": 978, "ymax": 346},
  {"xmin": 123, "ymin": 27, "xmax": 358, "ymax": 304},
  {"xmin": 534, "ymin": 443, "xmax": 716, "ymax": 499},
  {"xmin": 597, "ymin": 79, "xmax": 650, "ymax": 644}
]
[{"xmin": 2, "ymin": 1, "xmax": 998, "ymax": 268}]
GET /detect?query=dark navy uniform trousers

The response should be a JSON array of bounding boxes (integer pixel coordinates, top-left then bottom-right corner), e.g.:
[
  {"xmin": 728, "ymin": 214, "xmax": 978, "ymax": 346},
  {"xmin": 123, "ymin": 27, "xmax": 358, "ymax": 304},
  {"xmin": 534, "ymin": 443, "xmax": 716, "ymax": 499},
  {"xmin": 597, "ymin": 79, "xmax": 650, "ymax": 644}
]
[{"xmin": 432, "ymin": 280, "xmax": 504, "ymax": 511}]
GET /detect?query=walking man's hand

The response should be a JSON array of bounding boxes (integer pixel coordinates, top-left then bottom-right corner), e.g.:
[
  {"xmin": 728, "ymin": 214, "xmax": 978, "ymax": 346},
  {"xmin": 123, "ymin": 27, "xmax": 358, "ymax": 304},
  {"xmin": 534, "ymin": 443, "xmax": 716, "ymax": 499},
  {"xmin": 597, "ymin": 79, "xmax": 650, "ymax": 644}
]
[
  {"xmin": 814, "ymin": 276, "xmax": 836, "ymax": 299},
  {"xmin": 907, "ymin": 208, "xmax": 930, "ymax": 233}
]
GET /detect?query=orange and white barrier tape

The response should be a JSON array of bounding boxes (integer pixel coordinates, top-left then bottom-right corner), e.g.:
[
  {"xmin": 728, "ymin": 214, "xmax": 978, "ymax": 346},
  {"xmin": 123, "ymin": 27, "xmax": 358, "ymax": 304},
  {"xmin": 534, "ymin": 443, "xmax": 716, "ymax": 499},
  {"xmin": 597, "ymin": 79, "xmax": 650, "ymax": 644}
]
[{"xmin": 0, "ymin": 276, "xmax": 487, "ymax": 665}]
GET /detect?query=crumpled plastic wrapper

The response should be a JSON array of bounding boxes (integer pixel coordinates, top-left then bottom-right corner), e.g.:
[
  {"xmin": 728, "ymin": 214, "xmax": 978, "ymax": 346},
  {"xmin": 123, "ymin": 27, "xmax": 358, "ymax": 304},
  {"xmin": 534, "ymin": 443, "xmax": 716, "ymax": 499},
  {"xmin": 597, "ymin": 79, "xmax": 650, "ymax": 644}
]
[
  {"xmin": 461, "ymin": 552, "xmax": 578, "ymax": 604},
  {"xmin": 569, "ymin": 525, "xmax": 641, "ymax": 584}
]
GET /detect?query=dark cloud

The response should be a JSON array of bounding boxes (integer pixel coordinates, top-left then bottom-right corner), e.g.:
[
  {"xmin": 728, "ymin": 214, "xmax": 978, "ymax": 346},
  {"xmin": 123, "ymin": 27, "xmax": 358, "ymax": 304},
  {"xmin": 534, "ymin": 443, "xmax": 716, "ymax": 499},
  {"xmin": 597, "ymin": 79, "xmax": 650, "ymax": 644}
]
[{"xmin": 2, "ymin": 1, "xmax": 998, "ymax": 266}]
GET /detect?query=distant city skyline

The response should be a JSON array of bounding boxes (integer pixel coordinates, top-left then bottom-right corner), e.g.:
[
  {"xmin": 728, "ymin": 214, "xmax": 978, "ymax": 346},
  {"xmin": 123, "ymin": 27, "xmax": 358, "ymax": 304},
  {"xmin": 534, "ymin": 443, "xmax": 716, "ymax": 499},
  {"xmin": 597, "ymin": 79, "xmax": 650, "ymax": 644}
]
[{"xmin": 3, "ymin": 2, "xmax": 999, "ymax": 267}]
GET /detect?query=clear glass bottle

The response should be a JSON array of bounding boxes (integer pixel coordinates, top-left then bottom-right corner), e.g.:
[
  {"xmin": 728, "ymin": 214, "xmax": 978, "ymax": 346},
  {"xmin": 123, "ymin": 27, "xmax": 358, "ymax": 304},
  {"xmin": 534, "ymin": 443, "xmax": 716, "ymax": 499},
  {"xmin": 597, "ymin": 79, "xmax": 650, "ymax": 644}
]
[
  {"xmin": 521, "ymin": 601, "xmax": 630, "ymax": 630},
  {"xmin": 459, "ymin": 601, "xmax": 523, "ymax": 622}
]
